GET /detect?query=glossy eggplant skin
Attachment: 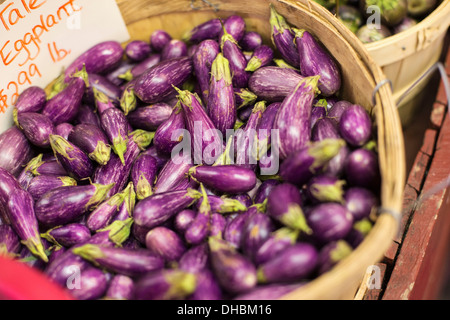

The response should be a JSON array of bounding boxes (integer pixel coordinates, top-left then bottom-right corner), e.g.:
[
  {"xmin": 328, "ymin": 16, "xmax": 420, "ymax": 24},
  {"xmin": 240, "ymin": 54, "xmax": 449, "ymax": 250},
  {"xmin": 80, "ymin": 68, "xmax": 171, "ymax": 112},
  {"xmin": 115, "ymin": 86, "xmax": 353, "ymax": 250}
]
[
  {"xmin": 245, "ymin": 45, "xmax": 275, "ymax": 72},
  {"xmin": 153, "ymin": 153, "xmax": 193, "ymax": 194},
  {"xmin": 153, "ymin": 105, "xmax": 186, "ymax": 155},
  {"xmin": 85, "ymin": 73, "xmax": 122, "ymax": 107},
  {"xmin": 100, "ymin": 107, "xmax": 130, "ymax": 166},
  {"xmin": 150, "ymin": 30, "xmax": 172, "ymax": 52},
  {"xmin": 161, "ymin": 40, "xmax": 188, "ymax": 61},
  {"xmin": 127, "ymin": 103, "xmax": 173, "ymax": 132},
  {"xmin": 0, "ymin": 127, "xmax": 34, "ymax": 177},
  {"xmin": 183, "ymin": 18, "xmax": 223, "ymax": 44},
  {"xmin": 193, "ymin": 39, "xmax": 220, "ymax": 102},
  {"xmin": 344, "ymin": 148, "xmax": 381, "ymax": 191},
  {"xmin": 126, "ymin": 40, "xmax": 152, "ymax": 62},
  {"xmin": 134, "ymin": 57, "xmax": 193, "ymax": 104},
  {"xmin": 145, "ymin": 226, "xmax": 186, "ymax": 261},
  {"xmin": 105, "ymin": 275, "xmax": 135, "ymax": 300},
  {"xmin": 27, "ymin": 175, "xmax": 77, "ymax": 202},
  {"xmin": 69, "ymin": 124, "xmax": 111, "ymax": 166},
  {"xmin": 339, "ymin": 104, "xmax": 372, "ymax": 147},
  {"xmin": 17, "ymin": 112, "xmax": 55, "ymax": 148},
  {"xmin": 311, "ymin": 117, "xmax": 341, "ymax": 142},
  {"xmin": 219, "ymin": 15, "xmax": 246, "ymax": 43},
  {"xmin": 241, "ymin": 212, "xmax": 275, "ymax": 261},
  {"xmin": 14, "ymin": 86, "xmax": 47, "ymax": 115},
  {"xmin": 240, "ymin": 31, "xmax": 263, "ymax": 51},
  {"xmin": 41, "ymin": 223, "xmax": 91, "ymax": 248},
  {"xmin": 131, "ymin": 154, "xmax": 158, "ymax": 200},
  {"xmin": 0, "ymin": 224, "xmax": 21, "ymax": 256},
  {"xmin": 221, "ymin": 32, "xmax": 250, "ymax": 89},
  {"xmin": 344, "ymin": 187, "xmax": 377, "ymax": 221}
]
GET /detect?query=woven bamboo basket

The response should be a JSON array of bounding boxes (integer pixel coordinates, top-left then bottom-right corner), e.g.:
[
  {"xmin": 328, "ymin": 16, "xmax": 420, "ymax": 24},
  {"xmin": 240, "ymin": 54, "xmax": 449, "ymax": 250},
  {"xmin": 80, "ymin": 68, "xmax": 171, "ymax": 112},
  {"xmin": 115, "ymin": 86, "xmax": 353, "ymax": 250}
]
[
  {"xmin": 115, "ymin": 0, "xmax": 405, "ymax": 300},
  {"xmin": 362, "ymin": 0, "xmax": 450, "ymax": 127}
]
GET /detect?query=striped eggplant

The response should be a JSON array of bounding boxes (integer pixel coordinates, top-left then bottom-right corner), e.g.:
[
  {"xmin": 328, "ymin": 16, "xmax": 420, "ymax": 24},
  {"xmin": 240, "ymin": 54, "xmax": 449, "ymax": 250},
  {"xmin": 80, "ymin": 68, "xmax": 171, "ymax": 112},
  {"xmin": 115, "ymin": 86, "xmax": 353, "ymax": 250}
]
[
  {"xmin": 120, "ymin": 54, "xmax": 162, "ymax": 82},
  {"xmin": 112, "ymin": 182, "xmax": 136, "ymax": 223},
  {"xmin": 196, "ymin": 195, "xmax": 248, "ymax": 214},
  {"xmin": 13, "ymin": 86, "xmax": 47, "ymax": 115},
  {"xmin": 69, "ymin": 124, "xmax": 111, "ymax": 166},
  {"xmin": 106, "ymin": 60, "xmax": 136, "ymax": 86},
  {"xmin": 119, "ymin": 85, "xmax": 137, "ymax": 116},
  {"xmin": 17, "ymin": 154, "xmax": 45, "ymax": 189},
  {"xmin": 100, "ymin": 107, "xmax": 130, "ymax": 165},
  {"xmin": 311, "ymin": 117, "xmax": 341, "ymax": 142},
  {"xmin": 339, "ymin": 104, "xmax": 372, "ymax": 147},
  {"xmin": 344, "ymin": 187, "xmax": 377, "ymax": 221},
  {"xmin": 248, "ymin": 66, "xmax": 305, "ymax": 102},
  {"xmin": 230, "ymin": 193, "xmax": 253, "ymax": 208},
  {"xmin": 183, "ymin": 18, "xmax": 222, "ymax": 43},
  {"xmin": 327, "ymin": 100, "xmax": 352, "ymax": 124},
  {"xmin": 35, "ymin": 183, "xmax": 114, "ymax": 227},
  {"xmin": 161, "ymin": 40, "xmax": 188, "ymax": 61},
  {"xmin": 134, "ymin": 57, "xmax": 193, "ymax": 104},
  {"xmin": 150, "ymin": 30, "xmax": 172, "ymax": 52},
  {"xmin": 126, "ymin": 40, "xmax": 152, "ymax": 62},
  {"xmin": 41, "ymin": 223, "xmax": 91, "ymax": 248},
  {"xmin": 254, "ymin": 227, "xmax": 299, "ymax": 266},
  {"xmin": 234, "ymin": 88, "xmax": 258, "ymax": 110},
  {"xmin": 49, "ymin": 134, "xmax": 94, "ymax": 180},
  {"xmin": 306, "ymin": 174, "xmax": 346, "ymax": 204},
  {"xmin": 85, "ymin": 73, "xmax": 122, "ymax": 107},
  {"xmin": 189, "ymin": 269, "xmax": 223, "ymax": 300},
  {"xmin": 241, "ymin": 211, "xmax": 275, "ymax": 261},
  {"xmin": 310, "ymin": 99, "xmax": 328, "ymax": 129},
  {"xmin": 253, "ymin": 179, "xmax": 280, "ymax": 204},
  {"xmin": 219, "ymin": 15, "xmax": 246, "ymax": 43},
  {"xmin": 192, "ymin": 39, "xmax": 220, "ymax": 102},
  {"xmin": 153, "ymin": 104, "xmax": 186, "ymax": 155},
  {"xmin": 0, "ymin": 127, "xmax": 33, "ymax": 177},
  {"xmin": 245, "ymin": 45, "xmax": 274, "ymax": 72},
  {"xmin": 55, "ymin": 123, "xmax": 74, "ymax": 140},
  {"xmin": 75, "ymin": 104, "xmax": 101, "ymax": 128},
  {"xmin": 184, "ymin": 184, "xmax": 211, "ymax": 245},
  {"xmin": 221, "ymin": 29, "xmax": 250, "ymax": 88},
  {"xmin": 86, "ymin": 188, "xmax": 128, "ymax": 231},
  {"xmin": 209, "ymin": 213, "xmax": 227, "ymax": 238},
  {"xmin": 323, "ymin": 143, "xmax": 350, "ymax": 177},
  {"xmin": 131, "ymin": 154, "xmax": 158, "ymax": 200},
  {"xmin": 127, "ymin": 103, "xmax": 173, "ymax": 131},
  {"xmin": 223, "ymin": 210, "xmax": 252, "ymax": 249},
  {"xmin": 179, "ymin": 243, "xmax": 210, "ymax": 273},
  {"xmin": 295, "ymin": 29, "xmax": 342, "ymax": 96},
  {"xmin": 257, "ymin": 101, "xmax": 281, "ymax": 153},
  {"xmin": 153, "ymin": 153, "xmax": 193, "ymax": 194},
  {"xmin": 239, "ymin": 31, "xmax": 263, "ymax": 51},
  {"xmin": 105, "ymin": 275, "xmax": 135, "ymax": 300},
  {"xmin": 274, "ymin": 75, "xmax": 320, "ymax": 160},
  {"xmin": 207, "ymin": 53, "xmax": 237, "ymax": 136},
  {"xmin": 174, "ymin": 209, "xmax": 197, "ymax": 234},
  {"xmin": 32, "ymin": 158, "xmax": 67, "ymax": 177},
  {"xmin": 0, "ymin": 225, "xmax": 21, "ymax": 256},
  {"xmin": 27, "ymin": 175, "xmax": 77, "ymax": 201},
  {"xmin": 146, "ymin": 226, "xmax": 186, "ymax": 261},
  {"xmin": 17, "ymin": 112, "xmax": 55, "ymax": 148},
  {"xmin": 68, "ymin": 267, "xmax": 110, "ymax": 301}
]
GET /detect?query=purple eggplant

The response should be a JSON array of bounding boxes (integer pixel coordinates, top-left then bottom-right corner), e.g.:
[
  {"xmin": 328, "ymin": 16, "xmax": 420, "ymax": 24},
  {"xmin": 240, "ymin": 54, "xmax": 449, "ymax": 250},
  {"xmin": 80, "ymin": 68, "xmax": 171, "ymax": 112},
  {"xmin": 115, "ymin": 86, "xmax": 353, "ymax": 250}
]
[
  {"xmin": 133, "ymin": 188, "xmax": 202, "ymax": 229},
  {"xmin": 121, "ymin": 54, "xmax": 162, "ymax": 81},
  {"xmin": 280, "ymin": 138, "xmax": 346, "ymax": 186},
  {"xmin": 234, "ymin": 283, "xmax": 304, "ymax": 300},
  {"xmin": 17, "ymin": 112, "xmax": 55, "ymax": 148},
  {"xmin": 13, "ymin": 86, "xmax": 47, "ymax": 115},
  {"xmin": 134, "ymin": 269, "xmax": 197, "ymax": 300},
  {"xmin": 311, "ymin": 117, "xmax": 341, "ymax": 142},
  {"xmin": 310, "ymin": 102, "xmax": 327, "ymax": 130},
  {"xmin": 126, "ymin": 40, "xmax": 152, "ymax": 62},
  {"xmin": 41, "ymin": 223, "xmax": 91, "ymax": 248},
  {"xmin": 323, "ymin": 143, "xmax": 350, "ymax": 177},
  {"xmin": 255, "ymin": 227, "xmax": 299, "ymax": 266},
  {"xmin": 253, "ymin": 179, "xmax": 280, "ymax": 204},
  {"xmin": 242, "ymin": 212, "xmax": 275, "ymax": 261},
  {"xmin": 344, "ymin": 187, "xmax": 377, "ymax": 221},
  {"xmin": 245, "ymin": 45, "xmax": 274, "ymax": 72},
  {"xmin": 85, "ymin": 73, "xmax": 122, "ymax": 107},
  {"xmin": 327, "ymin": 100, "xmax": 352, "ymax": 124},
  {"xmin": 306, "ymin": 174, "xmax": 346, "ymax": 204},
  {"xmin": 134, "ymin": 57, "xmax": 193, "ymax": 104},
  {"xmin": 0, "ymin": 127, "xmax": 33, "ymax": 177},
  {"xmin": 209, "ymin": 236, "xmax": 257, "ymax": 294},
  {"xmin": 0, "ymin": 225, "xmax": 21, "ymax": 256},
  {"xmin": 153, "ymin": 153, "xmax": 193, "ymax": 194},
  {"xmin": 257, "ymin": 243, "xmax": 318, "ymax": 283},
  {"xmin": 73, "ymin": 244, "xmax": 165, "ymax": 277},
  {"xmin": 274, "ymin": 75, "xmax": 320, "ymax": 160},
  {"xmin": 179, "ymin": 243, "xmax": 210, "ymax": 274},
  {"xmin": 344, "ymin": 148, "xmax": 381, "ymax": 190},
  {"xmin": 223, "ymin": 212, "xmax": 250, "ymax": 249},
  {"xmin": 183, "ymin": 18, "xmax": 222, "ymax": 43},
  {"xmin": 339, "ymin": 104, "xmax": 372, "ymax": 147},
  {"xmin": 161, "ymin": 40, "xmax": 188, "ymax": 61},
  {"xmin": 176, "ymin": 88, "xmax": 223, "ymax": 165},
  {"xmin": 295, "ymin": 29, "xmax": 341, "ymax": 96},
  {"xmin": 221, "ymin": 29, "xmax": 250, "ymax": 88},
  {"xmin": 43, "ymin": 68, "xmax": 88, "ymax": 125},
  {"xmin": 68, "ymin": 267, "xmax": 110, "ymax": 301},
  {"xmin": 150, "ymin": 30, "xmax": 172, "ymax": 52},
  {"xmin": 32, "ymin": 158, "xmax": 67, "ymax": 177},
  {"xmin": 185, "ymin": 185, "xmax": 212, "ymax": 245},
  {"xmin": 219, "ymin": 15, "xmax": 246, "ymax": 43},
  {"xmin": 209, "ymin": 213, "xmax": 227, "ymax": 238},
  {"xmin": 6, "ymin": 189, "xmax": 48, "ymax": 262},
  {"xmin": 106, "ymin": 60, "xmax": 136, "ymax": 86},
  {"xmin": 112, "ymin": 182, "xmax": 136, "ymax": 224},
  {"xmin": 65, "ymin": 41, "xmax": 124, "ymax": 80},
  {"xmin": 100, "ymin": 107, "xmax": 130, "ymax": 165},
  {"xmin": 145, "ymin": 226, "xmax": 186, "ymax": 261},
  {"xmin": 86, "ymin": 188, "xmax": 128, "ymax": 232},
  {"xmin": 207, "ymin": 53, "xmax": 237, "ymax": 136},
  {"xmin": 27, "ymin": 175, "xmax": 77, "ymax": 201},
  {"xmin": 345, "ymin": 218, "xmax": 373, "ymax": 249},
  {"xmin": 240, "ymin": 31, "xmax": 263, "ymax": 51},
  {"xmin": 197, "ymin": 195, "xmax": 248, "ymax": 214},
  {"xmin": 49, "ymin": 134, "xmax": 94, "ymax": 180},
  {"xmin": 307, "ymin": 203, "xmax": 354, "ymax": 243},
  {"xmin": 55, "ymin": 123, "xmax": 74, "ymax": 140},
  {"xmin": 317, "ymin": 240, "xmax": 353, "ymax": 275},
  {"xmin": 257, "ymin": 102, "xmax": 281, "ymax": 156},
  {"xmin": 248, "ymin": 66, "xmax": 305, "ymax": 102},
  {"xmin": 75, "ymin": 104, "xmax": 101, "ymax": 128},
  {"xmin": 189, "ymin": 165, "xmax": 257, "ymax": 194},
  {"xmin": 234, "ymin": 88, "xmax": 258, "ymax": 110},
  {"xmin": 189, "ymin": 269, "xmax": 223, "ymax": 300},
  {"xmin": 193, "ymin": 39, "xmax": 220, "ymax": 102},
  {"xmin": 105, "ymin": 275, "xmax": 135, "ymax": 300},
  {"xmin": 17, "ymin": 154, "xmax": 45, "ymax": 189},
  {"xmin": 269, "ymin": 4, "xmax": 299, "ymax": 67},
  {"xmin": 35, "ymin": 183, "xmax": 114, "ymax": 227},
  {"xmin": 143, "ymin": 145, "xmax": 169, "ymax": 170},
  {"xmin": 69, "ymin": 124, "xmax": 111, "ymax": 166},
  {"xmin": 153, "ymin": 104, "xmax": 186, "ymax": 155},
  {"xmin": 266, "ymin": 183, "xmax": 311, "ymax": 233},
  {"xmin": 231, "ymin": 193, "xmax": 253, "ymax": 208},
  {"xmin": 174, "ymin": 209, "xmax": 197, "ymax": 234},
  {"xmin": 127, "ymin": 102, "xmax": 173, "ymax": 131},
  {"xmin": 131, "ymin": 154, "xmax": 158, "ymax": 200}
]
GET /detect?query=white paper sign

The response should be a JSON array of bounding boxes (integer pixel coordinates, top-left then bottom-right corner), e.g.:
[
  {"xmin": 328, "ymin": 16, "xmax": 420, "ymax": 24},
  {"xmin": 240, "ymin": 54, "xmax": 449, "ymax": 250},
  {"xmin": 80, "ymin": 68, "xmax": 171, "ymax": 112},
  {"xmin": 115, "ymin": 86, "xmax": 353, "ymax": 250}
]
[{"xmin": 0, "ymin": 0, "xmax": 130, "ymax": 133}]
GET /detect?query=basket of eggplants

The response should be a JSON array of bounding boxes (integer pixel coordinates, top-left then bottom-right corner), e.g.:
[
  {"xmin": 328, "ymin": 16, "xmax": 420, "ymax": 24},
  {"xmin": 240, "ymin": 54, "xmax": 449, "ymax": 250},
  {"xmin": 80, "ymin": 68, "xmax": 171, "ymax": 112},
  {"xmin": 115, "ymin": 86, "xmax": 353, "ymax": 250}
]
[{"xmin": 0, "ymin": 5, "xmax": 383, "ymax": 301}]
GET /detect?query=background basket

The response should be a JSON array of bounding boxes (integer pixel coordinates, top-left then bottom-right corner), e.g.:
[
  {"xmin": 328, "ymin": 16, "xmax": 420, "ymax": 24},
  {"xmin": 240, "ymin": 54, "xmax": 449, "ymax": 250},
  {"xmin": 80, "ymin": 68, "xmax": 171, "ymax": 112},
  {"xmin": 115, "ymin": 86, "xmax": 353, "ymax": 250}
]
[{"xmin": 115, "ymin": 0, "xmax": 406, "ymax": 299}]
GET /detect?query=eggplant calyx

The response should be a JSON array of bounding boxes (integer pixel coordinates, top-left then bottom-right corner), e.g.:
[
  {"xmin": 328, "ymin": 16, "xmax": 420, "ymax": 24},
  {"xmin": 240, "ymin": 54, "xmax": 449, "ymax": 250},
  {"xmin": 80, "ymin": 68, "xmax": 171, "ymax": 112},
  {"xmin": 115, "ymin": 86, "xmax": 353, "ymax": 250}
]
[
  {"xmin": 112, "ymin": 135, "xmax": 128, "ymax": 165},
  {"xmin": 198, "ymin": 184, "xmax": 212, "ymax": 216},
  {"xmin": 136, "ymin": 174, "xmax": 153, "ymax": 200},
  {"xmin": 130, "ymin": 130, "xmax": 155, "ymax": 151},
  {"xmin": 282, "ymin": 204, "xmax": 312, "ymax": 235},
  {"xmin": 330, "ymin": 240, "xmax": 353, "ymax": 263},
  {"xmin": 269, "ymin": 3, "xmax": 290, "ymax": 34},
  {"xmin": 164, "ymin": 271, "xmax": 197, "ymax": 299},
  {"xmin": 120, "ymin": 182, "xmax": 137, "ymax": 215},
  {"xmin": 71, "ymin": 64, "xmax": 90, "ymax": 88},
  {"xmin": 310, "ymin": 180, "xmax": 346, "ymax": 203},
  {"xmin": 98, "ymin": 217, "xmax": 134, "ymax": 246},
  {"xmin": 245, "ymin": 57, "xmax": 263, "ymax": 72},
  {"xmin": 211, "ymin": 53, "xmax": 233, "ymax": 86},
  {"xmin": 90, "ymin": 140, "xmax": 112, "ymax": 166},
  {"xmin": 256, "ymin": 268, "xmax": 267, "ymax": 283},
  {"xmin": 49, "ymin": 135, "xmax": 76, "ymax": 161},
  {"xmin": 87, "ymin": 183, "xmax": 115, "ymax": 210},
  {"xmin": 58, "ymin": 176, "xmax": 78, "ymax": 187},
  {"xmin": 273, "ymin": 227, "xmax": 300, "ymax": 243},
  {"xmin": 208, "ymin": 235, "xmax": 233, "ymax": 252},
  {"xmin": 118, "ymin": 70, "xmax": 134, "ymax": 82},
  {"xmin": 292, "ymin": 28, "xmax": 306, "ymax": 39},
  {"xmin": 72, "ymin": 244, "xmax": 105, "ymax": 264},
  {"xmin": 22, "ymin": 238, "xmax": 49, "ymax": 263},
  {"xmin": 120, "ymin": 87, "xmax": 137, "ymax": 116},
  {"xmin": 219, "ymin": 198, "xmax": 248, "ymax": 213},
  {"xmin": 308, "ymin": 138, "xmax": 346, "ymax": 171}
]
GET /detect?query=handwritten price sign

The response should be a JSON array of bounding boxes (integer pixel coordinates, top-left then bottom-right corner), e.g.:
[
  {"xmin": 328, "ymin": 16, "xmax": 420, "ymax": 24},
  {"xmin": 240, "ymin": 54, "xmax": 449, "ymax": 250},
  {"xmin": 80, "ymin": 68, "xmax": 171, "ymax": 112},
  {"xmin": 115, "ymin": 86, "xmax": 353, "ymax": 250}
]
[{"xmin": 0, "ymin": 0, "xmax": 130, "ymax": 133}]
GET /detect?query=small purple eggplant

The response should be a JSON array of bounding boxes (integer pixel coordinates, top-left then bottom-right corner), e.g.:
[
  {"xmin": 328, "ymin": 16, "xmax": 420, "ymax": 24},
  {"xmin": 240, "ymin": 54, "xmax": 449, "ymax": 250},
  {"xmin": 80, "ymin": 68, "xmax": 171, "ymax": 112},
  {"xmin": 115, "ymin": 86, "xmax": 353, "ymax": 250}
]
[
  {"xmin": 317, "ymin": 240, "xmax": 353, "ymax": 275},
  {"xmin": 257, "ymin": 243, "xmax": 318, "ymax": 283},
  {"xmin": 280, "ymin": 138, "xmax": 346, "ymax": 186},
  {"xmin": 245, "ymin": 45, "xmax": 274, "ymax": 72},
  {"xmin": 306, "ymin": 174, "xmax": 346, "ymax": 204},
  {"xmin": 17, "ymin": 154, "xmax": 45, "ymax": 189},
  {"xmin": 183, "ymin": 18, "xmax": 222, "ymax": 43},
  {"xmin": 311, "ymin": 117, "xmax": 341, "ymax": 142},
  {"xmin": 345, "ymin": 218, "xmax": 373, "ymax": 249},
  {"xmin": 339, "ymin": 104, "xmax": 372, "ymax": 147},
  {"xmin": 221, "ymin": 29, "xmax": 250, "ymax": 88},
  {"xmin": 13, "ymin": 86, "xmax": 47, "ymax": 114},
  {"xmin": 145, "ymin": 226, "xmax": 186, "ymax": 261},
  {"xmin": 197, "ymin": 195, "xmax": 248, "ymax": 214},
  {"xmin": 134, "ymin": 269, "xmax": 197, "ymax": 300},
  {"xmin": 161, "ymin": 40, "xmax": 188, "ymax": 61},
  {"xmin": 327, "ymin": 100, "xmax": 352, "ymax": 124},
  {"xmin": 49, "ymin": 134, "xmax": 94, "ymax": 180},
  {"xmin": 131, "ymin": 154, "xmax": 158, "ymax": 200},
  {"xmin": 126, "ymin": 40, "xmax": 152, "ymax": 62},
  {"xmin": 120, "ymin": 54, "xmax": 162, "ymax": 81},
  {"xmin": 223, "ymin": 211, "xmax": 251, "ymax": 249},
  {"xmin": 219, "ymin": 15, "xmax": 246, "ymax": 43},
  {"xmin": 105, "ymin": 275, "xmax": 135, "ymax": 300},
  {"xmin": 185, "ymin": 185, "xmax": 212, "ymax": 245},
  {"xmin": 150, "ymin": 30, "xmax": 172, "ymax": 52},
  {"xmin": 6, "ymin": 189, "xmax": 48, "ymax": 262},
  {"xmin": 35, "ymin": 183, "xmax": 114, "ymax": 227},
  {"xmin": 86, "ymin": 188, "xmax": 128, "ymax": 232},
  {"xmin": 207, "ymin": 53, "xmax": 237, "ymax": 136},
  {"xmin": 153, "ymin": 153, "xmax": 193, "ymax": 194},
  {"xmin": 241, "ymin": 212, "xmax": 275, "ymax": 261},
  {"xmin": 65, "ymin": 41, "xmax": 124, "ymax": 80},
  {"xmin": 69, "ymin": 124, "xmax": 111, "ymax": 166},
  {"xmin": 254, "ymin": 227, "xmax": 299, "ymax": 265},
  {"xmin": 310, "ymin": 101, "xmax": 327, "ymax": 129},
  {"xmin": 189, "ymin": 269, "xmax": 223, "ymax": 300},
  {"xmin": 240, "ymin": 31, "xmax": 263, "ymax": 51},
  {"xmin": 55, "ymin": 123, "xmax": 74, "ymax": 140},
  {"xmin": 209, "ymin": 236, "xmax": 257, "ymax": 294},
  {"xmin": 85, "ymin": 73, "xmax": 122, "ymax": 107},
  {"xmin": 344, "ymin": 187, "xmax": 378, "ymax": 221},
  {"xmin": 273, "ymin": 58, "xmax": 299, "ymax": 70},
  {"xmin": 344, "ymin": 148, "xmax": 381, "ymax": 190},
  {"xmin": 68, "ymin": 267, "xmax": 110, "ymax": 301},
  {"xmin": 27, "ymin": 175, "xmax": 77, "ymax": 201},
  {"xmin": 323, "ymin": 143, "xmax": 350, "ymax": 177},
  {"xmin": 231, "ymin": 193, "xmax": 253, "ymax": 208},
  {"xmin": 253, "ymin": 179, "xmax": 280, "ymax": 204},
  {"xmin": 75, "ymin": 104, "xmax": 101, "ymax": 128},
  {"xmin": 174, "ymin": 209, "xmax": 197, "ymax": 234},
  {"xmin": 112, "ymin": 182, "xmax": 136, "ymax": 224},
  {"xmin": 189, "ymin": 165, "xmax": 257, "ymax": 194},
  {"xmin": 32, "ymin": 158, "xmax": 67, "ymax": 177},
  {"xmin": 134, "ymin": 57, "xmax": 193, "ymax": 104},
  {"xmin": 0, "ymin": 225, "xmax": 21, "ymax": 256},
  {"xmin": 0, "ymin": 127, "xmax": 33, "ymax": 177},
  {"xmin": 295, "ymin": 29, "xmax": 342, "ymax": 96},
  {"xmin": 274, "ymin": 75, "xmax": 320, "ymax": 160},
  {"xmin": 17, "ymin": 112, "xmax": 55, "ymax": 148},
  {"xmin": 179, "ymin": 243, "xmax": 210, "ymax": 273},
  {"xmin": 127, "ymin": 103, "xmax": 173, "ymax": 132},
  {"xmin": 153, "ymin": 104, "xmax": 186, "ymax": 155},
  {"xmin": 248, "ymin": 66, "xmax": 305, "ymax": 102},
  {"xmin": 193, "ymin": 39, "xmax": 220, "ymax": 102},
  {"xmin": 133, "ymin": 188, "xmax": 202, "ymax": 229},
  {"xmin": 43, "ymin": 67, "xmax": 89, "ymax": 125},
  {"xmin": 269, "ymin": 4, "xmax": 299, "ymax": 67},
  {"xmin": 307, "ymin": 203, "xmax": 354, "ymax": 243},
  {"xmin": 234, "ymin": 88, "xmax": 258, "ymax": 110},
  {"xmin": 256, "ymin": 102, "xmax": 282, "ymax": 157},
  {"xmin": 100, "ymin": 107, "xmax": 130, "ymax": 165},
  {"xmin": 73, "ymin": 244, "xmax": 165, "ymax": 277},
  {"xmin": 106, "ymin": 60, "xmax": 136, "ymax": 86},
  {"xmin": 210, "ymin": 213, "xmax": 227, "ymax": 238},
  {"xmin": 41, "ymin": 223, "xmax": 91, "ymax": 248}
]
